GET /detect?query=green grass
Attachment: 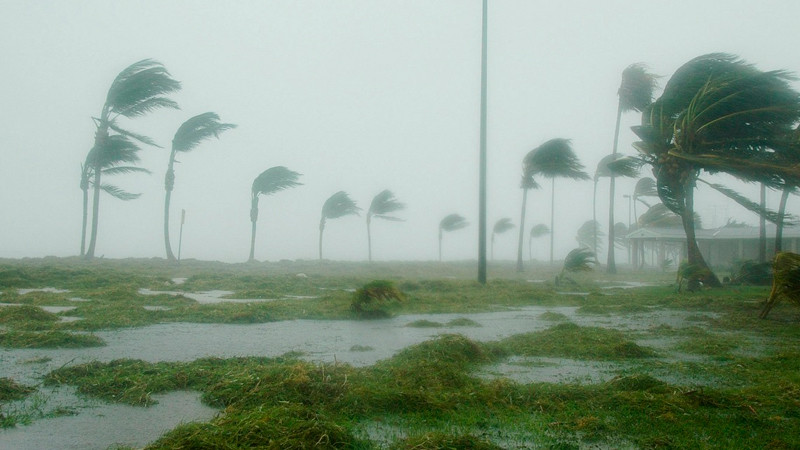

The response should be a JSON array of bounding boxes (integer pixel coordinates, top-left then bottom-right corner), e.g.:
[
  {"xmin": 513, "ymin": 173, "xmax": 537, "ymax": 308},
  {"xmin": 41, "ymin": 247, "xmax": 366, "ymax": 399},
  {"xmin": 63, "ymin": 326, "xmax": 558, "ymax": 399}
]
[
  {"xmin": 0, "ymin": 330, "xmax": 105, "ymax": 348},
  {"xmin": 0, "ymin": 378, "xmax": 34, "ymax": 402}
]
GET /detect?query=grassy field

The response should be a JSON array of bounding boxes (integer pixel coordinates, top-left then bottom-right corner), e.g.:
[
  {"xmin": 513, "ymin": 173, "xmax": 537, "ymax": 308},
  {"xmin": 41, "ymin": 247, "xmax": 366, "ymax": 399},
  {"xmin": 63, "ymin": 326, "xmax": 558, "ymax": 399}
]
[{"xmin": 1, "ymin": 257, "xmax": 799, "ymax": 448}]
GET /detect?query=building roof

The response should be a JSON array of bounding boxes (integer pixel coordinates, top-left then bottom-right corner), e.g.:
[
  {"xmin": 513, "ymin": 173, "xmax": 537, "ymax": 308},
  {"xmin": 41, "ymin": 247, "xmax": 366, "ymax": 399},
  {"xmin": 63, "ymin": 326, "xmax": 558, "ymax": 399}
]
[{"xmin": 626, "ymin": 225, "xmax": 800, "ymax": 241}]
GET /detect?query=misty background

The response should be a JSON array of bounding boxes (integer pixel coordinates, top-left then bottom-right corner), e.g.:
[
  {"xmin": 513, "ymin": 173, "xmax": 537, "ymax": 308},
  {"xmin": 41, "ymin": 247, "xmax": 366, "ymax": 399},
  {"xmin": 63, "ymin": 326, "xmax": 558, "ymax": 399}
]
[{"xmin": 2, "ymin": 1, "xmax": 799, "ymax": 263}]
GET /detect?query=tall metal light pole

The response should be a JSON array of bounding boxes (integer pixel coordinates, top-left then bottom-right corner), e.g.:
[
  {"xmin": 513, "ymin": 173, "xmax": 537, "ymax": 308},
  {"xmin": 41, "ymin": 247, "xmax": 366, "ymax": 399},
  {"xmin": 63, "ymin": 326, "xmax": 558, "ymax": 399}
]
[{"xmin": 477, "ymin": 0, "xmax": 488, "ymax": 284}]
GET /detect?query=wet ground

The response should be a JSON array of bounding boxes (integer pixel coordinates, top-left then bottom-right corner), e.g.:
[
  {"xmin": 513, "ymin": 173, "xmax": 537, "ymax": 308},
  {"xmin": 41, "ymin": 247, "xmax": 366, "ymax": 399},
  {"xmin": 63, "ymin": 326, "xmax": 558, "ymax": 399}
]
[{"xmin": 0, "ymin": 284, "xmax": 723, "ymax": 449}]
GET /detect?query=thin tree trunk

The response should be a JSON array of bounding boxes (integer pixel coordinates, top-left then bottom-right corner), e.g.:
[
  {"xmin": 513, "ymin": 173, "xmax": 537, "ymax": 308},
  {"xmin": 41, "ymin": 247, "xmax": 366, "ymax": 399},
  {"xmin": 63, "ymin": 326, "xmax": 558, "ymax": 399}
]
[
  {"xmin": 682, "ymin": 180, "xmax": 721, "ymax": 289},
  {"xmin": 477, "ymin": 0, "xmax": 488, "ymax": 284},
  {"xmin": 528, "ymin": 234, "xmax": 532, "ymax": 261},
  {"xmin": 516, "ymin": 188, "xmax": 528, "ymax": 272},
  {"xmin": 759, "ymin": 183, "xmax": 767, "ymax": 262},
  {"xmin": 438, "ymin": 229, "xmax": 443, "ymax": 262},
  {"xmin": 775, "ymin": 186, "xmax": 790, "ymax": 254},
  {"xmin": 319, "ymin": 218, "xmax": 325, "ymax": 260},
  {"xmin": 550, "ymin": 179, "xmax": 555, "ymax": 265},
  {"xmin": 607, "ymin": 175, "xmax": 617, "ymax": 273},
  {"xmin": 248, "ymin": 197, "xmax": 258, "ymax": 262},
  {"xmin": 85, "ymin": 166, "xmax": 102, "ymax": 258},
  {"xmin": 80, "ymin": 174, "xmax": 89, "ymax": 256},
  {"xmin": 491, "ymin": 233, "xmax": 495, "ymax": 261},
  {"xmin": 592, "ymin": 180, "xmax": 598, "ymax": 258},
  {"xmin": 164, "ymin": 153, "xmax": 177, "ymax": 261},
  {"xmin": 367, "ymin": 216, "xmax": 373, "ymax": 262}
]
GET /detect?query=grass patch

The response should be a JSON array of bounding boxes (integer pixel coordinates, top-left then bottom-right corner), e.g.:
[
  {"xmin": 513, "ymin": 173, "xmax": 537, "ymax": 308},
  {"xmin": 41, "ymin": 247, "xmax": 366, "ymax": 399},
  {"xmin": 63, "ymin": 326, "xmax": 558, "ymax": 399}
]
[
  {"xmin": 447, "ymin": 318, "xmax": 481, "ymax": 327},
  {"xmin": 0, "ymin": 378, "xmax": 35, "ymax": 402},
  {"xmin": 539, "ymin": 311, "xmax": 570, "ymax": 321},
  {"xmin": 350, "ymin": 345, "xmax": 374, "ymax": 352},
  {"xmin": 0, "ymin": 330, "xmax": 105, "ymax": 348},
  {"xmin": 0, "ymin": 305, "xmax": 59, "ymax": 325},
  {"xmin": 406, "ymin": 319, "xmax": 443, "ymax": 328}
]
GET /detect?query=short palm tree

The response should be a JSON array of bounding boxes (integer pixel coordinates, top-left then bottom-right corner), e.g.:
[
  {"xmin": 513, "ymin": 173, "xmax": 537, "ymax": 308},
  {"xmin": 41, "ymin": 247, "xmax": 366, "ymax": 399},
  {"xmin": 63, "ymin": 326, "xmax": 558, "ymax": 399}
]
[
  {"xmin": 606, "ymin": 63, "xmax": 658, "ymax": 273},
  {"xmin": 491, "ymin": 218, "xmax": 514, "ymax": 260},
  {"xmin": 366, "ymin": 190, "xmax": 405, "ymax": 262},
  {"xmin": 439, "ymin": 214, "xmax": 468, "ymax": 261},
  {"xmin": 576, "ymin": 220, "xmax": 603, "ymax": 253},
  {"xmin": 632, "ymin": 177, "xmax": 658, "ymax": 224},
  {"xmin": 248, "ymin": 166, "xmax": 302, "ymax": 262},
  {"xmin": 528, "ymin": 224, "xmax": 549, "ymax": 261},
  {"xmin": 164, "ymin": 113, "xmax": 236, "ymax": 261},
  {"xmin": 556, "ymin": 247, "xmax": 596, "ymax": 286},
  {"xmin": 81, "ymin": 59, "xmax": 181, "ymax": 258},
  {"xmin": 515, "ymin": 138, "xmax": 589, "ymax": 270},
  {"xmin": 319, "ymin": 191, "xmax": 360, "ymax": 260},
  {"xmin": 593, "ymin": 154, "xmax": 639, "ymax": 260}
]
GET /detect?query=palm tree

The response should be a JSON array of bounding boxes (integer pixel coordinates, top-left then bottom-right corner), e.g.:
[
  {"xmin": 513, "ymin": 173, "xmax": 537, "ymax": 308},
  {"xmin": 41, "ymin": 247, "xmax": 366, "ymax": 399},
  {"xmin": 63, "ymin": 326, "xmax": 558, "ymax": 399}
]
[
  {"xmin": 528, "ymin": 224, "xmax": 549, "ymax": 261},
  {"xmin": 555, "ymin": 247, "xmax": 596, "ymax": 286},
  {"xmin": 366, "ymin": 190, "xmax": 406, "ymax": 262},
  {"xmin": 439, "ymin": 214, "xmax": 468, "ymax": 261},
  {"xmin": 164, "ymin": 113, "xmax": 236, "ymax": 261},
  {"xmin": 248, "ymin": 166, "xmax": 302, "ymax": 262},
  {"xmin": 606, "ymin": 63, "xmax": 658, "ymax": 274},
  {"xmin": 491, "ymin": 218, "xmax": 514, "ymax": 260},
  {"xmin": 593, "ymin": 154, "xmax": 639, "ymax": 261},
  {"xmin": 632, "ymin": 177, "xmax": 658, "ymax": 225},
  {"xmin": 515, "ymin": 138, "xmax": 589, "ymax": 270},
  {"xmin": 632, "ymin": 53, "xmax": 800, "ymax": 288},
  {"xmin": 319, "ymin": 191, "xmax": 360, "ymax": 260},
  {"xmin": 576, "ymin": 220, "xmax": 603, "ymax": 253},
  {"xmin": 82, "ymin": 59, "xmax": 181, "ymax": 258}
]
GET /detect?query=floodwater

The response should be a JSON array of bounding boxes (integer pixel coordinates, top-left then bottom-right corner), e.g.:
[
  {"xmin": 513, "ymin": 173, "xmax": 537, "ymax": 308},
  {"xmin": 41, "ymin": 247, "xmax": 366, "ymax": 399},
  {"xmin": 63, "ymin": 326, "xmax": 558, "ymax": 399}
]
[{"xmin": 1, "ymin": 288, "xmax": 717, "ymax": 449}]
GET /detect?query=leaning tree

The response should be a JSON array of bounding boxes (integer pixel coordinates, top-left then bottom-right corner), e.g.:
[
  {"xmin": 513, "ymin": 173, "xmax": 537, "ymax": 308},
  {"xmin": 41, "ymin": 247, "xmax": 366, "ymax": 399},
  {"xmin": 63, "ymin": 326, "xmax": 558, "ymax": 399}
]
[
  {"xmin": 366, "ymin": 190, "xmax": 405, "ymax": 262},
  {"xmin": 164, "ymin": 113, "xmax": 236, "ymax": 261},
  {"xmin": 491, "ymin": 218, "xmax": 514, "ymax": 260},
  {"xmin": 439, "ymin": 214, "xmax": 468, "ymax": 261},
  {"xmin": 248, "ymin": 166, "xmax": 302, "ymax": 262},
  {"xmin": 319, "ymin": 191, "xmax": 360, "ymax": 260},
  {"xmin": 81, "ymin": 59, "xmax": 181, "ymax": 258}
]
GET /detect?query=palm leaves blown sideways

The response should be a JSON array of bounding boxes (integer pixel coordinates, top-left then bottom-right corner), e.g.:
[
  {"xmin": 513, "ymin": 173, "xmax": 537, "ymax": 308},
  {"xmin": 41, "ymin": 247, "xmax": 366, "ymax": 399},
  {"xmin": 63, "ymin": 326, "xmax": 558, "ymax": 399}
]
[
  {"xmin": 319, "ymin": 191, "xmax": 360, "ymax": 260},
  {"xmin": 366, "ymin": 190, "xmax": 405, "ymax": 262},
  {"xmin": 249, "ymin": 167, "xmax": 302, "ymax": 262}
]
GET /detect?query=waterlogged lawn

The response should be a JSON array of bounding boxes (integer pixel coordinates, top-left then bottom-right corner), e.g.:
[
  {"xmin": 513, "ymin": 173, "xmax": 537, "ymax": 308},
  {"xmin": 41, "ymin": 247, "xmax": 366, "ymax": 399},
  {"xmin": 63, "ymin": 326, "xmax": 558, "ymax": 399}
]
[{"xmin": 1, "ymin": 258, "xmax": 799, "ymax": 448}]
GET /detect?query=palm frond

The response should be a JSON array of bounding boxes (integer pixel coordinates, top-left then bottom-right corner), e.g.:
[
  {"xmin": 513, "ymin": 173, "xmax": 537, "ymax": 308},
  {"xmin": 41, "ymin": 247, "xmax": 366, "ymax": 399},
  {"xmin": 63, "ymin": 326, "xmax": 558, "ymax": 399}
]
[
  {"xmin": 252, "ymin": 166, "xmax": 302, "ymax": 197},
  {"xmin": 107, "ymin": 122, "xmax": 161, "ymax": 148},
  {"xmin": 87, "ymin": 135, "xmax": 143, "ymax": 169},
  {"xmin": 633, "ymin": 177, "xmax": 658, "ymax": 198},
  {"xmin": 368, "ymin": 190, "xmax": 406, "ymax": 220},
  {"xmin": 492, "ymin": 218, "xmax": 514, "ymax": 235},
  {"xmin": 562, "ymin": 247, "xmax": 596, "ymax": 273},
  {"xmin": 638, "ymin": 203, "xmax": 686, "ymax": 228},
  {"xmin": 101, "ymin": 166, "xmax": 151, "ymax": 176},
  {"xmin": 524, "ymin": 138, "xmax": 590, "ymax": 180},
  {"xmin": 173, "ymin": 112, "xmax": 237, "ymax": 153},
  {"xmin": 530, "ymin": 224, "xmax": 550, "ymax": 238},
  {"xmin": 105, "ymin": 60, "xmax": 181, "ymax": 118},
  {"xmin": 619, "ymin": 63, "xmax": 659, "ymax": 113},
  {"xmin": 595, "ymin": 154, "xmax": 640, "ymax": 180},
  {"xmin": 576, "ymin": 220, "xmax": 603, "ymax": 250},
  {"xmin": 321, "ymin": 191, "xmax": 361, "ymax": 220},
  {"xmin": 697, "ymin": 179, "xmax": 797, "ymax": 226},
  {"xmin": 613, "ymin": 222, "xmax": 629, "ymax": 248},
  {"xmin": 439, "ymin": 214, "xmax": 468, "ymax": 232},
  {"xmin": 99, "ymin": 184, "xmax": 141, "ymax": 201}
]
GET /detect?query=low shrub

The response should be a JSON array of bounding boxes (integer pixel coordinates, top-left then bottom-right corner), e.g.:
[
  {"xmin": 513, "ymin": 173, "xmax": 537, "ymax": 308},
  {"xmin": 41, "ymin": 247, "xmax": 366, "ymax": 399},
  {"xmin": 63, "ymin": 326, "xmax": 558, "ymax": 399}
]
[{"xmin": 351, "ymin": 280, "xmax": 404, "ymax": 318}]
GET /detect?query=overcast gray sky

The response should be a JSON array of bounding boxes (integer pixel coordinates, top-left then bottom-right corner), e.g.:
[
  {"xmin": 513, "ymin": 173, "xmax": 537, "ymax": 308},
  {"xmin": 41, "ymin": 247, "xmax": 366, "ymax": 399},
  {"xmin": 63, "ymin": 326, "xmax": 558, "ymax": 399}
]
[{"xmin": 2, "ymin": 1, "xmax": 799, "ymax": 263}]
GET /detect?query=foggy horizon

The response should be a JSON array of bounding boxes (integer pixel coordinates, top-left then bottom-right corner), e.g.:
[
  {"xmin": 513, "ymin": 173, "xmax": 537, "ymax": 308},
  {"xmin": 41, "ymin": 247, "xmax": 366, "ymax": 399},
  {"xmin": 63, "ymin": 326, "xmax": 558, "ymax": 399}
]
[{"xmin": 2, "ymin": 1, "xmax": 798, "ymax": 264}]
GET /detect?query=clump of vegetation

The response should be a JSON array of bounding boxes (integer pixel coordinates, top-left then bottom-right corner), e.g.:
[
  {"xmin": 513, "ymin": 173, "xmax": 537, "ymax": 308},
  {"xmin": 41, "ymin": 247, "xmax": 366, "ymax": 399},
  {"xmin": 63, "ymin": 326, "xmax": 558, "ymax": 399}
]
[
  {"xmin": 676, "ymin": 261, "xmax": 714, "ymax": 292},
  {"xmin": 390, "ymin": 432, "xmax": 503, "ymax": 450},
  {"xmin": 350, "ymin": 345, "xmax": 373, "ymax": 352},
  {"xmin": 761, "ymin": 251, "xmax": 800, "ymax": 318},
  {"xmin": 0, "ymin": 330, "xmax": 105, "ymax": 348},
  {"xmin": 0, "ymin": 305, "xmax": 59, "ymax": 325},
  {"xmin": 730, "ymin": 259, "xmax": 772, "ymax": 285},
  {"xmin": 447, "ymin": 317, "xmax": 480, "ymax": 327},
  {"xmin": 406, "ymin": 319, "xmax": 443, "ymax": 328},
  {"xmin": 539, "ymin": 311, "xmax": 570, "ymax": 321},
  {"xmin": 0, "ymin": 378, "xmax": 35, "ymax": 402},
  {"xmin": 555, "ymin": 247, "xmax": 595, "ymax": 286},
  {"xmin": 351, "ymin": 280, "xmax": 405, "ymax": 318}
]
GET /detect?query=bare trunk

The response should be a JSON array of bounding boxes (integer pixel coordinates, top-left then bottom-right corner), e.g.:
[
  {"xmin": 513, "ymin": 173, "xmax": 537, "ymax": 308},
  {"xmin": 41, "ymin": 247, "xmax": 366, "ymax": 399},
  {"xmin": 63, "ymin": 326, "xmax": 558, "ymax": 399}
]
[
  {"xmin": 248, "ymin": 196, "xmax": 258, "ymax": 262},
  {"xmin": 367, "ymin": 215, "xmax": 373, "ymax": 262},
  {"xmin": 549, "ymin": 179, "xmax": 555, "ymax": 265},
  {"xmin": 759, "ymin": 183, "xmax": 767, "ymax": 262},
  {"xmin": 438, "ymin": 229, "xmax": 443, "ymax": 262},
  {"xmin": 164, "ymin": 152, "xmax": 177, "ymax": 261},
  {"xmin": 80, "ymin": 173, "xmax": 89, "ymax": 256},
  {"xmin": 607, "ymin": 175, "xmax": 617, "ymax": 273},
  {"xmin": 775, "ymin": 186, "xmax": 790, "ymax": 254},
  {"xmin": 85, "ymin": 166, "xmax": 102, "ymax": 259},
  {"xmin": 319, "ymin": 218, "xmax": 325, "ymax": 260},
  {"xmin": 592, "ymin": 180, "xmax": 598, "ymax": 258},
  {"xmin": 682, "ymin": 179, "xmax": 721, "ymax": 289},
  {"xmin": 516, "ymin": 188, "xmax": 529, "ymax": 272}
]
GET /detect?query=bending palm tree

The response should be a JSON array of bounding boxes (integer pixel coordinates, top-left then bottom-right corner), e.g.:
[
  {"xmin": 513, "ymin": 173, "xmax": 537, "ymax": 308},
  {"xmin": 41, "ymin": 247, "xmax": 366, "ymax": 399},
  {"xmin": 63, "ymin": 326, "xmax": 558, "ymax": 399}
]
[
  {"xmin": 607, "ymin": 63, "xmax": 658, "ymax": 273},
  {"xmin": 164, "ymin": 113, "xmax": 236, "ymax": 261},
  {"xmin": 632, "ymin": 177, "xmax": 658, "ymax": 225},
  {"xmin": 515, "ymin": 138, "xmax": 589, "ymax": 270},
  {"xmin": 593, "ymin": 154, "xmax": 639, "ymax": 261},
  {"xmin": 491, "ymin": 218, "xmax": 514, "ymax": 260},
  {"xmin": 576, "ymin": 220, "xmax": 603, "ymax": 253},
  {"xmin": 439, "ymin": 214, "xmax": 468, "ymax": 261},
  {"xmin": 319, "ymin": 191, "xmax": 360, "ymax": 260},
  {"xmin": 81, "ymin": 59, "xmax": 181, "ymax": 258},
  {"xmin": 249, "ymin": 166, "xmax": 302, "ymax": 262},
  {"xmin": 529, "ymin": 224, "xmax": 549, "ymax": 261},
  {"xmin": 366, "ymin": 190, "xmax": 406, "ymax": 262}
]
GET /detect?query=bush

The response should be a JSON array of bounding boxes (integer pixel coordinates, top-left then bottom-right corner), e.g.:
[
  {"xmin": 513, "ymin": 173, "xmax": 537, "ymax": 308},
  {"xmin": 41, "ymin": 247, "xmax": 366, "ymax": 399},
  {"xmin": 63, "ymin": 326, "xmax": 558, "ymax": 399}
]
[{"xmin": 351, "ymin": 280, "xmax": 404, "ymax": 318}]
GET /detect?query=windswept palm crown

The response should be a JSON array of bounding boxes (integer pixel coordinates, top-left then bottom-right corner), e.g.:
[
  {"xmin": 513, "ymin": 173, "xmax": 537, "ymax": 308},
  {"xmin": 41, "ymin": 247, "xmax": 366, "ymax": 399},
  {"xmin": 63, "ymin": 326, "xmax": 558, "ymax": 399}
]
[
  {"xmin": 561, "ymin": 247, "xmax": 596, "ymax": 274},
  {"xmin": 366, "ymin": 190, "xmax": 406, "ymax": 262},
  {"xmin": 248, "ymin": 166, "xmax": 302, "ymax": 262},
  {"xmin": 491, "ymin": 217, "xmax": 514, "ymax": 260},
  {"xmin": 438, "ymin": 213, "xmax": 468, "ymax": 261},
  {"xmin": 319, "ymin": 191, "xmax": 360, "ymax": 260},
  {"xmin": 618, "ymin": 63, "xmax": 659, "ymax": 113},
  {"xmin": 528, "ymin": 224, "xmax": 550, "ymax": 261}
]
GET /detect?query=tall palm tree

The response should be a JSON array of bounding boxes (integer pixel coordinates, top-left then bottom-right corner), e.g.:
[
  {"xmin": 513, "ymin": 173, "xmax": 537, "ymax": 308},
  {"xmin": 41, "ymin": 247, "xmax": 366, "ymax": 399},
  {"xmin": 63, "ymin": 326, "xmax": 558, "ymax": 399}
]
[
  {"xmin": 491, "ymin": 218, "xmax": 514, "ymax": 260},
  {"xmin": 632, "ymin": 53, "xmax": 800, "ymax": 288},
  {"xmin": 164, "ymin": 113, "xmax": 236, "ymax": 261},
  {"xmin": 576, "ymin": 220, "xmax": 603, "ymax": 253},
  {"xmin": 528, "ymin": 224, "xmax": 549, "ymax": 261},
  {"xmin": 607, "ymin": 63, "xmax": 658, "ymax": 274},
  {"xmin": 593, "ymin": 154, "xmax": 639, "ymax": 261},
  {"xmin": 439, "ymin": 214, "xmax": 468, "ymax": 261},
  {"xmin": 82, "ymin": 59, "xmax": 181, "ymax": 258},
  {"xmin": 319, "ymin": 191, "xmax": 360, "ymax": 260},
  {"xmin": 515, "ymin": 138, "xmax": 589, "ymax": 270},
  {"xmin": 366, "ymin": 190, "xmax": 405, "ymax": 262},
  {"xmin": 249, "ymin": 166, "xmax": 302, "ymax": 262},
  {"xmin": 632, "ymin": 177, "xmax": 658, "ymax": 225}
]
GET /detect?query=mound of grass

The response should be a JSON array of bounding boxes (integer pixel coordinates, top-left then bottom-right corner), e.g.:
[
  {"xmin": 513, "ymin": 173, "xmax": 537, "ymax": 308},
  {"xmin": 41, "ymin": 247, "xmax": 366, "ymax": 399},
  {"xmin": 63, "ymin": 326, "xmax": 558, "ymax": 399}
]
[
  {"xmin": 539, "ymin": 311, "xmax": 570, "ymax": 321},
  {"xmin": 351, "ymin": 280, "xmax": 404, "ymax": 319},
  {"xmin": 390, "ymin": 432, "xmax": 503, "ymax": 449},
  {"xmin": 495, "ymin": 323, "xmax": 657, "ymax": 360},
  {"xmin": 0, "ymin": 378, "xmax": 35, "ymax": 402},
  {"xmin": 447, "ymin": 318, "xmax": 481, "ymax": 327},
  {"xmin": 406, "ymin": 319, "xmax": 443, "ymax": 328},
  {"xmin": 674, "ymin": 328, "xmax": 740, "ymax": 356},
  {"xmin": 0, "ymin": 330, "xmax": 104, "ymax": 349},
  {"xmin": 0, "ymin": 305, "xmax": 59, "ymax": 324},
  {"xmin": 350, "ymin": 345, "xmax": 374, "ymax": 352},
  {"xmin": 606, "ymin": 374, "xmax": 667, "ymax": 392}
]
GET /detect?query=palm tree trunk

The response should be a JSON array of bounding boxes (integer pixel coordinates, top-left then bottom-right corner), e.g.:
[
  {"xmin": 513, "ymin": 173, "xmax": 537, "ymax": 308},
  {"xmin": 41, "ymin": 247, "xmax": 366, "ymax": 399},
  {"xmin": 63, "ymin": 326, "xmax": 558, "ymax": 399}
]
[
  {"xmin": 759, "ymin": 183, "xmax": 767, "ymax": 262},
  {"xmin": 477, "ymin": 0, "xmax": 488, "ymax": 285},
  {"xmin": 606, "ymin": 175, "xmax": 617, "ymax": 273},
  {"xmin": 438, "ymin": 229, "xmax": 443, "ymax": 262},
  {"xmin": 592, "ymin": 180, "xmax": 598, "ymax": 258},
  {"xmin": 367, "ymin": 216, "xmax": 373, "ymax": 262},
  {"xmin": 80, "ymin": 173, "xmax": 89, "ymax": 256},
  {"xmin": 164, "ymin": 154, "xmax": 177, "ymax": 261},
  {"xmin": 682, "ymin": 180, "xmax": 721, "ymax": 289},
  {"xmin": 528, "ymin": 234, "xmax": 532, "ymax": 261},
  {"xmin": 319, "ymin": 218, "xmax": 325, "ymax": 260},
  {"xmin": 775, "ymin": 186, "xmax": 791, "ymax": 254},
  {"xmin": 491, "ymin": 233, "xmax": 495, "ymax": 261},
  {"xmin": 550, "ymin": 179, "xmax": 555, "ymax": 264},
  {"xmin": 85, "ymin": 166, "xmax": 102, "ymax": 258},
  {"xmin": 248, "ymin": 197, "xmax": 258, "ymax": 262},
  {"xmin": 516, "ymin": 188, "xmax": 529, "ymax": 272}
]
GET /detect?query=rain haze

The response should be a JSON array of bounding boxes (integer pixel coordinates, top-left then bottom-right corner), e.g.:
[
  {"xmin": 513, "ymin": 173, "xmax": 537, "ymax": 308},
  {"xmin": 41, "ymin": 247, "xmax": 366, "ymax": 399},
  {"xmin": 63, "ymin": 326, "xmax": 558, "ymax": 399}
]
[{"xmin": 2, "ymin": 0, "xmax": 799, "ymax": 264}]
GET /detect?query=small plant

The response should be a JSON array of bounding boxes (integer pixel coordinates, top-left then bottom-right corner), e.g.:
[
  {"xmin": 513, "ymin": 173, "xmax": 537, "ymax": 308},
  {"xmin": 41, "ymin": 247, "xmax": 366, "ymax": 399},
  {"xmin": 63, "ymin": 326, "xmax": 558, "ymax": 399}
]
[
  {"xmin": 675, "ymin": 260, "xmax": 713, "ymax": 292},
  {"xmin": 555, "ymin": 247, "xmax": 595, "ymax": 286},
  {"xmin": 761, "ymin": 251, "xmax": 800, "ymax": 318},
  {"xmin": 730, "ymin": 259, "xmax": 772, "ymax": 285},
  {"xmin": 351, "ymin": 280, "xmax": 405, "ymax": 318}
]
